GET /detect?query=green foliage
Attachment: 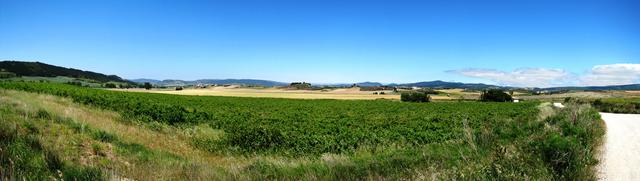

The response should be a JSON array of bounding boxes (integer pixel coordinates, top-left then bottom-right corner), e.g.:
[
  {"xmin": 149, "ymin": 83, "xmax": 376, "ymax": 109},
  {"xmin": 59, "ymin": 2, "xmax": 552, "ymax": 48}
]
[
  {"xmin": 0, "ymin": 118, "xmax": 103, "ymax": 180},
  {"xmin": 0, "ymin": 70, "xmax": 17, "ymax": 78},
  {"xmin": 289, "ymin": 82, "xmax": 311, "ymax": 89},
  {"xmin": 104, "ymin": 83, "xmax": 117, "ymax": 88},
  {"xmin": 0, "ymin": 61, "xmax": 129, "ymax": 83},
  {"xmin": 532, "ymin": 104, "xmax": 605, "ymax": 179},
  {"xmin": 66, "ymin": 81, "xmax": 83, "ymax": 86},
  {"xmin": 591, "ymin": 98, "xmax": 640, "ymax": 114},
  {"xmin": 143, "ymin": 82, "xmax": 152, "ymax": 90},
  {"xmin": 35, "ymin": 109, "xmax": 51, "ymax": 120},
  {"xmin": 0, "ymin": 82, "xmax": 606, "ymax": 180},
  {"xmin": 92, "ymin": 130, "xmax": 117, "ymax": 143},
  {"xmin": 480, "ymin": 89, "xmax": 513, "ymax": 102},
  {"xmin": 0, "ymin": 82, "xmax": 538, "ymax": 156},
  {"xmin": 400, "ymin": 92, "xmax": 431, "ymax": 102},
  {"xmin": 417, "ymin": 88, "xmax": 441, "ymax": 95}
]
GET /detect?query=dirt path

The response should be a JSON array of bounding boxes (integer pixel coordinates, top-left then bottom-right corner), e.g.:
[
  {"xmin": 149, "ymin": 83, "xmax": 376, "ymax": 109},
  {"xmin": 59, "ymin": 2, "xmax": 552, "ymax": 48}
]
[{"xmin": 598, "ymin": 113, "xmax": 640, "ymax": 180}]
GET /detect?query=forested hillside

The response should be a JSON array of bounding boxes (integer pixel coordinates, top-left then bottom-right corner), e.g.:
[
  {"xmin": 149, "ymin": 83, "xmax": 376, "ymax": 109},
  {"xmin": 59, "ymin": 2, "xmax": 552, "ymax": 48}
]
[{"xmin": 0, "ymin": 61, "xmax": 130, "ymax": 83}]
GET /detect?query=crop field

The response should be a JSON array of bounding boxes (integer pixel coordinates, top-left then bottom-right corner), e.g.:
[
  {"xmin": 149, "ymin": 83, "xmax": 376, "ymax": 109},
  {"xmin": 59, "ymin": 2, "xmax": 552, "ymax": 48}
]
[
  {"xmin": 0, "ymin": 82, "xmax": 604, "ymax": 180},
  {"xmin": 113, "ymin": 86, "xmax": 464, "ymax": 100}
]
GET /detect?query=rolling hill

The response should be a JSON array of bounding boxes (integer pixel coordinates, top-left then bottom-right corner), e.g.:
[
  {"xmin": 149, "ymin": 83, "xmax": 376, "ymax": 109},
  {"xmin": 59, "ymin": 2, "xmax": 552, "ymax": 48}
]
[
  {"xmin": 395, "ymin": 80, "xmax": 507, "ymax": 89},
  {"xmin": 0, "ymin": 60, "xmax": 131, "ymax": 83},
  {"xmin": 4, "ymin": 61, "xmax": 638, "ymax": 90},
  {"xmin": 129, "ymin": 78, "xmax": 289, "ymax": 87}
]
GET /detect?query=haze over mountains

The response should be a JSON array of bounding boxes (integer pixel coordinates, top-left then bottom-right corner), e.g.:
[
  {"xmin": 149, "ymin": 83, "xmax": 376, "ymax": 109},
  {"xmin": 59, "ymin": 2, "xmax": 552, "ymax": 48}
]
[{"xmin": 2, "ymin": 60, "xmax": 640, "ymax": 90}]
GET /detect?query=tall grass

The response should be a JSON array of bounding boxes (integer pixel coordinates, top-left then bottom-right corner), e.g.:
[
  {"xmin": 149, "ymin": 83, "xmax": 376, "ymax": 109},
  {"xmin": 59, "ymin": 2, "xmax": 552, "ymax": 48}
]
[
  {"xmin": 0, "ymin": 86, "xmax": 606, "ymax": 180},
  {"xmin": 0, "ymin": 106, "xmax": 102, "ymax": 180},
  {"xmin": 591, "ymin": 98, "xmax": 640, "ymax": 114}
]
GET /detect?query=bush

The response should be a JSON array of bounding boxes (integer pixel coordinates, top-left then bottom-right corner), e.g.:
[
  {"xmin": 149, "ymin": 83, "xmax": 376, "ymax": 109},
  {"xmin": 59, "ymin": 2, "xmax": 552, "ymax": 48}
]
[
  {"xmin": 591, "ymin": 98, "xmax": 640, "ymax": 114},
  {"xmin": 480, "ymin": 89, "xmax": 513, "ymax": 102},
  {"xmin": 143, "ymin": 82, "xmax": 152, "ymax": 90},
  {"xmin": 418, "ymin": 89, "xmax": 440, "ymax": 95},
  {"xmin": 533, "ymin": 104, "xmax": 604, "ymax": 179},
  {"xmin": 104, "ymin": 83, "xmax": 117, "ymax": 88},
  {"xmin": 66, "ymin": 81, "xmax": 83, "ymax": 86},
  {"xmin": 400, "ymin": 92, "xmax": 430, "ymax": 102}
]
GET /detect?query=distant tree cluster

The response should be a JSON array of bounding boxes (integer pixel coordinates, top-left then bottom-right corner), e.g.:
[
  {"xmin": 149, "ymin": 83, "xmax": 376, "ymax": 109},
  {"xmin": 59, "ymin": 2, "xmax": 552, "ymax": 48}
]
[
  {"xmin": 290, "ymin": 82, "xmax": 311, "ymax": 89},
  {"xmin": 401, "ymin": 92, "xmax": 431, "ymax": 103},
  {"xmin": 66, "ymin": 81, "xmax": 83, "ymax": 86},
  {"xmin": 417, "ymin": 88, "xmax": 441, "ymax": 95},
  {"xmin": 360, "ymin": 86, "xmax": 395, "ymax": 91},
  {"xmin": 104, "ymin": 83, "xmax": 117, "ymax": 88},
  {"xmin": 143, "ymin": 82, "xmax": 153, "ymax": 90},
  {"xmin": 480, "ymin": 89, "xmax": 513, "ymax": 102}
]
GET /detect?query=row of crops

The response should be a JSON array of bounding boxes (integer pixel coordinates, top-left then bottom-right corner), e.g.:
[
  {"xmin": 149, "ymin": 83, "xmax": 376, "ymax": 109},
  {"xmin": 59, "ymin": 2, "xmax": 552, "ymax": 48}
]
[{"xmin": 0, "ymin": 82, "xmax": 539, "ymax": 156}]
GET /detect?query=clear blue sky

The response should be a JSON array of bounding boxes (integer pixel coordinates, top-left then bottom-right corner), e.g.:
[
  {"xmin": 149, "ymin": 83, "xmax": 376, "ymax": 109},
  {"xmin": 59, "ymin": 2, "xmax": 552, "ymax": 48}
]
[{"xmin": 1, "ymin": 0, "xmax": 638, "ymax": 86}]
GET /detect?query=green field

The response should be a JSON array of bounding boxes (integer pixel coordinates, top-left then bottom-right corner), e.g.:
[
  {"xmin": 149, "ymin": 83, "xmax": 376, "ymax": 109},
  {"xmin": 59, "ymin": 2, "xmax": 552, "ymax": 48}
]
[
  {"xmin": 592, "ymin": 98, "xmax": 640, "ymax": 114},
  {"xmin": 3, "ymin": 76, "xmax": 104, "ymax": 87},
  {"xmin": 0, "ymin": 82, "xmax": 605, "ymax": 180}
]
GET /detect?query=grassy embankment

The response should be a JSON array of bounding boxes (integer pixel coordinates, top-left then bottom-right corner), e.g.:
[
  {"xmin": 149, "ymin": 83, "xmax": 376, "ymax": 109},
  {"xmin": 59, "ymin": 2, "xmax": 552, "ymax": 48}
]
[
  {"xmin": 591, "ymin": 98, "xmax": 640, "ymax": 114},
  {"xmin": 0, "ymin": 82, "xmax": 605, "ymax": 180}
]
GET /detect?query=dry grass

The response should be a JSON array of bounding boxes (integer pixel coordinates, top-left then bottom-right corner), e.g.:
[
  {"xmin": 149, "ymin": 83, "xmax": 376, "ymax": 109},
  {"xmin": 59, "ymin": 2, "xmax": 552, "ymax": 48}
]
[
  {"xmin": 116, "ymin": 87, "xmax": 401, "ymax": 100},
  {"xmin": 624, "ymin": 91, "xmax": 640, "ymax": 96},
  {"xmin": 113, "ymin": 87, "xmax": 468, "ymax": 100},
  {"xmin": 0, "ymin": 90, "xmax": 255, "ymax": 180},
  {"xmin": 5, "ymin": 89, "xmax": 423, "ymax": 180}
]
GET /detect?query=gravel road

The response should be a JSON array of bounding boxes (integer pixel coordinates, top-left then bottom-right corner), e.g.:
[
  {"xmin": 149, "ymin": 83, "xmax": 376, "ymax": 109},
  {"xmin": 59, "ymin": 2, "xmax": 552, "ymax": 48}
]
[{"xmin": 598, "ymin": 113, "xmax": 640, "ymax": 180}]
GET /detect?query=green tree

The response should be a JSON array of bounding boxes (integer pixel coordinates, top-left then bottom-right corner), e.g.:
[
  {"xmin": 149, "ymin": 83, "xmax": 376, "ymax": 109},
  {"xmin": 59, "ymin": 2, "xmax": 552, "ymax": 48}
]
[
  {"xmin": 480, "ymin": 89, "xmax": 513, "ymax": 102},
  {"xmin": 143, "ymin": 82, "xmax": 152, "ymax": 90},
  {"xmin": 401, "ymin": 92, "xmax": 431, "ymax": 102},
  {"xmin": 104, "ymin": 83, "xmax": 117, "ymax": 88}
]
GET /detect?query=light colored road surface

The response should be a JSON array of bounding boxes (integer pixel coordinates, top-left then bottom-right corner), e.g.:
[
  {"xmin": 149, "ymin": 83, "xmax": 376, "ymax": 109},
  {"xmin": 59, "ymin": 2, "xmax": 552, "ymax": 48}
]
[{"xmin": 599, "ymin": 113, "xmax": 640, "ymax": 180}]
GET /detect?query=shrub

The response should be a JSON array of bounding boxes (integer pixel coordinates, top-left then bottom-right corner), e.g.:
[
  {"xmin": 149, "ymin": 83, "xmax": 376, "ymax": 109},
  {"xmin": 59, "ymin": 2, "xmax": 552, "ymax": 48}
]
[
  {"xmin": 66, "ymin": 81, "xmax": 83, "ymax": 86},
  {"xmin": 480, "ymin": 89, "xmax": 513, "ymax": 102},
  {"xmin": 590, "ymin": 98, "xmax": 640, "ymax": 114},
  {"xmin": 418, "ymin": 89, "xmax": 440, "ymax": 94},
  {"xmin": 104, "ymin": 83, "xmax": 117, "ymax": 88},
  {"xmin": 143, "ymin": 82, "xmax": 152, "ymax": 90},
  {"xmin": 400, "ymin": 92, "xmax": 430, "ymax": 102}
]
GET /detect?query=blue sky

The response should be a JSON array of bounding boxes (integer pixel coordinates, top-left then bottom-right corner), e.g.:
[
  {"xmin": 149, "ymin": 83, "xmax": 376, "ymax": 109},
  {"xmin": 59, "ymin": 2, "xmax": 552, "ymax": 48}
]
[{"xmin": 1, "ymin": 0, "xmax": 639, "ymax": 87}]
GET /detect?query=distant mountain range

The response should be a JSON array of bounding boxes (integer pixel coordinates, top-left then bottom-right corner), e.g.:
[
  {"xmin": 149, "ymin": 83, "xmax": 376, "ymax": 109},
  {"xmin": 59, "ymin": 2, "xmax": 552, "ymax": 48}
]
[
  {"xmin": 0, "ymin": 60, "xmax": 132, "ymax": 83},
  {"xmin": 131, "ymin": 78, "xmax": 640, "ymax": 90},
  {"xmin": 129, "ymin": 79, "xmax": 289, "ymax": 87},
  {"xmin": 393, "ymin": 80, "xmax": 507, "ymax": 90},
  {"xmin": 2, "ymin": 61, "xmax": 638, "ymax": 90}
]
